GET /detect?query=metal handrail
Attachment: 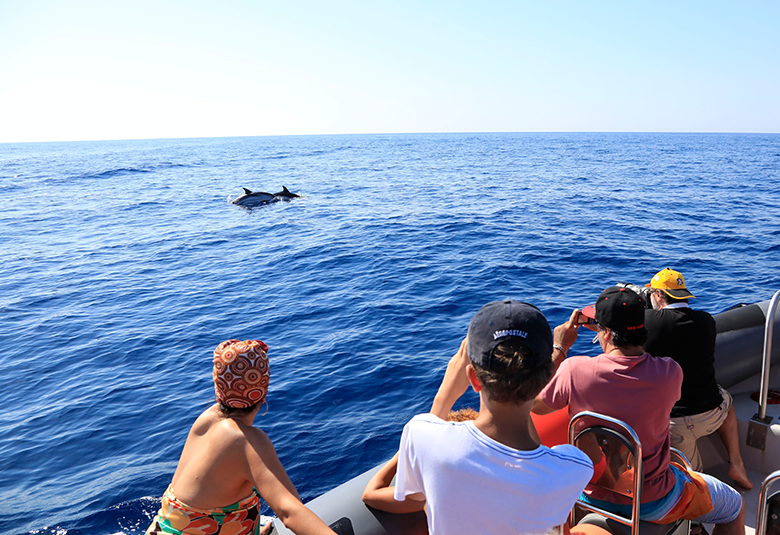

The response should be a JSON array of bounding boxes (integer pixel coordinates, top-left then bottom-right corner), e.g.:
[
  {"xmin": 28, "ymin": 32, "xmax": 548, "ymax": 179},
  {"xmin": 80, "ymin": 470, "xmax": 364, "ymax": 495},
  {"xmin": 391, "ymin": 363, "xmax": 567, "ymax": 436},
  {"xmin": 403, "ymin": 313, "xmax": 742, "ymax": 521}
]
[
  {"xmin": 756, "ymin": 470, "xmax": 780, "ymax": 535},
  {"xmin": 670, "ymin": 447, "xmax": 692, "ymax": 470},
  {"xmin": 569, "ymin": 411, "xmax": 643, "ymax": 535},
  {"xmin": 758, "ymin": 290, "xmax": 780, "ymax": 420}
]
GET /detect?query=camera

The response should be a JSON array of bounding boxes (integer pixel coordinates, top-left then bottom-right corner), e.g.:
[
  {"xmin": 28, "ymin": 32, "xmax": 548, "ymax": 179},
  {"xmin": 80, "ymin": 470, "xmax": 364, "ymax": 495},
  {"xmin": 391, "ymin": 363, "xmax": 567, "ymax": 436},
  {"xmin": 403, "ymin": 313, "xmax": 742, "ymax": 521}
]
[
  {"xmin": 577, "ymin": 313, "xmax": 594, "ymax": 325},
  {"xmin": 615, "ymin": 281, "xmax": 652, "ymax": 309}
]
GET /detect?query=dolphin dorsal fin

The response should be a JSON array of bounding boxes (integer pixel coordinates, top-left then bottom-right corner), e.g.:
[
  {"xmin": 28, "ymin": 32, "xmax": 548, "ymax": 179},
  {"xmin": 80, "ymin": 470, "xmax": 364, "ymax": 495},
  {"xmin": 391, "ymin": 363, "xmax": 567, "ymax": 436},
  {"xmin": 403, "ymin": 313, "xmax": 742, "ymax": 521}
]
[
  {"xmin": 242, "ymin": 187, "xmax": 252, "ymax": 194},
  {"xmin": 282, "ymin": 186, "xmax": 290, "ymax": 193}
]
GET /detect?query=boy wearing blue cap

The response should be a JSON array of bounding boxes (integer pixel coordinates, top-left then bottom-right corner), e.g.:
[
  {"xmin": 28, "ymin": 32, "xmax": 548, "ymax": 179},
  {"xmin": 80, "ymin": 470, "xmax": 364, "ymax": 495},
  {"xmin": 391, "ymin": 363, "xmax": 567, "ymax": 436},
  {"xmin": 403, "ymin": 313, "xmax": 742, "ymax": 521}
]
[{"xmin": 393, "ymin": 300, "xmax": 593, "ymax": 535}]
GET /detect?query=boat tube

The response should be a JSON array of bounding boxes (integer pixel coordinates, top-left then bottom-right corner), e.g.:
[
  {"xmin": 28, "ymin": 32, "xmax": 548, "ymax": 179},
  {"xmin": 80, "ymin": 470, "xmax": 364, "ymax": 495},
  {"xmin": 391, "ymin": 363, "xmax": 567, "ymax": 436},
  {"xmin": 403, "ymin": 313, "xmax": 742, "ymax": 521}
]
[
  {"xmin": 715, "ymin": 300, "xmax": 780, "ymax": 390},
  {"xmin": 271, "ymin": 297, "xmax": 780, "ymax": 535}
]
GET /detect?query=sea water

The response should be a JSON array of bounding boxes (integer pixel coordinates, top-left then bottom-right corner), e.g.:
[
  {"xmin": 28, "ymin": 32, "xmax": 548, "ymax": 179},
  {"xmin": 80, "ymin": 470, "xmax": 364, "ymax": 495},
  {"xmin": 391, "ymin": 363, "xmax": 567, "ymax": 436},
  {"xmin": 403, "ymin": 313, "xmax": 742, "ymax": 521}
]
[{"xmin": 1, "ymin": 133, "xmax": 779, "ymax": 535}]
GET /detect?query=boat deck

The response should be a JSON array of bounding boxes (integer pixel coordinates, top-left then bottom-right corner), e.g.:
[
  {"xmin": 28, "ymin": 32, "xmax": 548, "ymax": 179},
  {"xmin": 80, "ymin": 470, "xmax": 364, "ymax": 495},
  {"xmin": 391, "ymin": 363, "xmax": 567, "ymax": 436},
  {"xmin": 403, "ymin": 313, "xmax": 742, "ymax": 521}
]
[{"xmin": 699, "ymin": 363, "xmax": 780, "ymax": 534}]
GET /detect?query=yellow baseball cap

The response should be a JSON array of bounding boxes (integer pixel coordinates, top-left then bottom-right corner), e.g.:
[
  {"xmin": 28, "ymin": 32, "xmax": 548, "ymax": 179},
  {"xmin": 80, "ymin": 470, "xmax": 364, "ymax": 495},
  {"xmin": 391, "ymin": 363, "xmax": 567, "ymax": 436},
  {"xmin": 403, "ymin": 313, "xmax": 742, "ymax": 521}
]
[{"xmin": 645, "ymin": 268, "xmax": 695, "ymax": 299}]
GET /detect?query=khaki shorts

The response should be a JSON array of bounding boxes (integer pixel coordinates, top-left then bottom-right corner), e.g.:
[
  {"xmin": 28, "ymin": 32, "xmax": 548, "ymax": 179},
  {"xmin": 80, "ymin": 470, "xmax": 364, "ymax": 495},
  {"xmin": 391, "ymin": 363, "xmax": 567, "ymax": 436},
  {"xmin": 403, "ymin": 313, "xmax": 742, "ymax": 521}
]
[{"xmin": 669, "ymin": 386, "xmax": 732, "ymax": 471}]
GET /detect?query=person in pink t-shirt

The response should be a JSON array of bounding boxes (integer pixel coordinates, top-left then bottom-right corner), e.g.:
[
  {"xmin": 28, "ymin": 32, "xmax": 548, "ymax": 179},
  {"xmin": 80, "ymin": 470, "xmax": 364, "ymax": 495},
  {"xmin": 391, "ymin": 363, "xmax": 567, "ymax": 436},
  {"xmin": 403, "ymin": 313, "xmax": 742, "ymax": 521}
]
[{"xmin": 533, "ymin": 287, "xmax": 745, "ymax": 535}]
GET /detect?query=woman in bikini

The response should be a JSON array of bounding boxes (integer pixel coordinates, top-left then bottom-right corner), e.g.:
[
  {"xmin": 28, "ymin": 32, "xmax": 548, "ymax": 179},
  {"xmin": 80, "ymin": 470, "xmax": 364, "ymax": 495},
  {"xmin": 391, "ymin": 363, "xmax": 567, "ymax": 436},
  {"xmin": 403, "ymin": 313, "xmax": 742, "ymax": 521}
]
[{"xmin": 146, "ymin": 339, "xmax": 335, "ymax": 535}]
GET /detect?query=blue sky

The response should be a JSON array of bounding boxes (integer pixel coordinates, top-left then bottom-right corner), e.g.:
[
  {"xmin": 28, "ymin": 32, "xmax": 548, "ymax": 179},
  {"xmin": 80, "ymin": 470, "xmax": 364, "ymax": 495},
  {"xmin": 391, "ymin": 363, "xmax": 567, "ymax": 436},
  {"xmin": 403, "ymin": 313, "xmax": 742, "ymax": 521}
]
[{"xmin": 1, "ymin": 1, "xmax": 778, "ymax": 143}]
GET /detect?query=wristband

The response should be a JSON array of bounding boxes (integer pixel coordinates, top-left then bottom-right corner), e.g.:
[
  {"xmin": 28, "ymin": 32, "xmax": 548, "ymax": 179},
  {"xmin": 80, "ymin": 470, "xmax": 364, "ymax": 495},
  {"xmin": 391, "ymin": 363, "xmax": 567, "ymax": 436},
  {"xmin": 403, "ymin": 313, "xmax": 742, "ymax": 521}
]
[{"xmin": 553, "ymin": 344, "xmax": 566, "ymax": 353}]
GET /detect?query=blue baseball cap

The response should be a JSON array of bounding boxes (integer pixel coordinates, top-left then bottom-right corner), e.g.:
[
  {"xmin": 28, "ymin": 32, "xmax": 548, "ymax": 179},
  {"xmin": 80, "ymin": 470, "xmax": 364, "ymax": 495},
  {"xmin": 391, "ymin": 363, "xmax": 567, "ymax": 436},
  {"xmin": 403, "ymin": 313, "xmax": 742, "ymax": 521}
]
[{"xmin": 467, "ymin": 300, "xmax": 553, "ymax": 370}]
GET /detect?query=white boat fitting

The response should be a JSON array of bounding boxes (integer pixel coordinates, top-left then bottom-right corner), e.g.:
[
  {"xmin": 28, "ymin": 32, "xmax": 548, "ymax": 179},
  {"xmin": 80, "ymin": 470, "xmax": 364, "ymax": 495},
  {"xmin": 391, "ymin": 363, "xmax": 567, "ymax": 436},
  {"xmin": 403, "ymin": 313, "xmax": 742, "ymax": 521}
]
[{"xmin": 271, "ymin": 293, "xmax": 780, "ymax": 535}]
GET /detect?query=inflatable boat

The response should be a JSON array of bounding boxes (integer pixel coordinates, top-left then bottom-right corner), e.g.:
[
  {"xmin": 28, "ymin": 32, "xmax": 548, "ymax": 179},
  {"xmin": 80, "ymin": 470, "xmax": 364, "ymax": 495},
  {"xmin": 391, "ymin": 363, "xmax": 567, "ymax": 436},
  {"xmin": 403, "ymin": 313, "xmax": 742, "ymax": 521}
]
[{"xmin": 271, "ymin": 294, "xmax": 780, "ymax": 535}]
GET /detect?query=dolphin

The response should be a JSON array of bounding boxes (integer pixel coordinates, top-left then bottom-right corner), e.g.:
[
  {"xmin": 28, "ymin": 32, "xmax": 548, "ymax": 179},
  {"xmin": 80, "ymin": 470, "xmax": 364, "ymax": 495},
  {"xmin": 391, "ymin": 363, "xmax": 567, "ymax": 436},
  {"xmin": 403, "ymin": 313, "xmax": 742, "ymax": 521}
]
[
  {"xmin": 272, "ymin": 186, "xmax": 300, "ymax": 200},
  {"xmin": 231, "ymin": 187, "xmax": 276, "ymax": 207},
  {"xmin": 231, "ymin": 186, "xmax": 300, "ymax": 207}
]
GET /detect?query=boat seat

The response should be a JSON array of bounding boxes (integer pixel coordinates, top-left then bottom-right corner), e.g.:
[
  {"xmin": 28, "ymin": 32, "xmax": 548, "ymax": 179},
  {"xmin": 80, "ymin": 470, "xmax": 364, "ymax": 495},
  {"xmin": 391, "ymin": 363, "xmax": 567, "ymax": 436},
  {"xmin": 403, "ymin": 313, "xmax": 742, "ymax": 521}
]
[
  {"xmin": 757, "ymin": 469, "xmax": 780, "ymax": 535},
  {"xmin": 569, "ymin": 411, "xmax": 690, "ymax": 535},
  {"xmin": 570, "ymin": 521, "xmax": 614, "ymax": 535},
  {"xmin": 577, "ymin": 512, "xmax": 689, "ymax": 535},
  {"xmin": 767, "ymin": 492, "xmax": 780, "ymax": 535}
]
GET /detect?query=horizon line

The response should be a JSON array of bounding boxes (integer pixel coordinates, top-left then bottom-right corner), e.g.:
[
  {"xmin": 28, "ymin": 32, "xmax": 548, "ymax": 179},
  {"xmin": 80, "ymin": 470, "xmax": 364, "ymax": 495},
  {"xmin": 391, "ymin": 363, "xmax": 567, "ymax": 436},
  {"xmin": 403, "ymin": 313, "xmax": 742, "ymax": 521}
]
[{"xmin": 2, "ymin": 130, "xmax": 779, "ymax": 145}]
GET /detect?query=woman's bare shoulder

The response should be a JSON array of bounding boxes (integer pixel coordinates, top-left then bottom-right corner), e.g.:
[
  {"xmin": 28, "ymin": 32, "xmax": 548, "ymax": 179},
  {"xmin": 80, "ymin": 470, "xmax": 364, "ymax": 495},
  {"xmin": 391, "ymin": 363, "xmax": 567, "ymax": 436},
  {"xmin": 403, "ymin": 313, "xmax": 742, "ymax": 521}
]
[
  {"xmin": 185, "ymin": 406, "xmax": 275, "ymax": 460},
  {"xmin": 209, "ymin": 416, "xmax": 273, "ymax": 454},
  {"xmin": 189, "ymin": 405, "xmax": 222, "ymax": 431}
]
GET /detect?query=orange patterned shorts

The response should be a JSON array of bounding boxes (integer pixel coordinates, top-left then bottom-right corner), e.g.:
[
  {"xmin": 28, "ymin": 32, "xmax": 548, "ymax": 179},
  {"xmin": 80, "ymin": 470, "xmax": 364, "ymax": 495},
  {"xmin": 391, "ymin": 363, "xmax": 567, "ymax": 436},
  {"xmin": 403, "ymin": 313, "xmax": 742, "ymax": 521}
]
[{"xmin": 145, "ymin": 485, "xmax": 264, "ymax": 535}]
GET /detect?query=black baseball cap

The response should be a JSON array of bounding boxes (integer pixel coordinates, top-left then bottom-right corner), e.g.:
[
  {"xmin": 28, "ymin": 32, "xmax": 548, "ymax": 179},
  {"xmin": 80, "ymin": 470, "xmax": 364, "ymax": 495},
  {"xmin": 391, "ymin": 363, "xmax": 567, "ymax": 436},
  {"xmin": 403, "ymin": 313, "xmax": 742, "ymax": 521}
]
[
  {"xmin": 582, "ymin": 286, "xmax": 645, "ymax": 331},
  {"xmin": 467, "ymin": 300, "xmax": 553, "ymax": 370}
]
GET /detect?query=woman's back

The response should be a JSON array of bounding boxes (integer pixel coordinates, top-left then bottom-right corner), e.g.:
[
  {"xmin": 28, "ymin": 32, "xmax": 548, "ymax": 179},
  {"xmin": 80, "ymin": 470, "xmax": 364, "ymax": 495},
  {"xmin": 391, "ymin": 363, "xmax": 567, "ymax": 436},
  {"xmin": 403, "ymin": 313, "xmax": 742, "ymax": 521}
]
[{"xmin": 170, "ymin": 406, "xmax": 261, "ymax": 508}]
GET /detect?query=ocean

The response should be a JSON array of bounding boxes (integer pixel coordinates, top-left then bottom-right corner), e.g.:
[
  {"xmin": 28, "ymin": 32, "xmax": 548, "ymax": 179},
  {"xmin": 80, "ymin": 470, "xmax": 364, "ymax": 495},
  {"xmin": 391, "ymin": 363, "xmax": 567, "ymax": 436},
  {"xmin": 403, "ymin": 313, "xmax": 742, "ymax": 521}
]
[{"xmin": 1, "ymin": 133, "xmax": 779, "ymax": 535}]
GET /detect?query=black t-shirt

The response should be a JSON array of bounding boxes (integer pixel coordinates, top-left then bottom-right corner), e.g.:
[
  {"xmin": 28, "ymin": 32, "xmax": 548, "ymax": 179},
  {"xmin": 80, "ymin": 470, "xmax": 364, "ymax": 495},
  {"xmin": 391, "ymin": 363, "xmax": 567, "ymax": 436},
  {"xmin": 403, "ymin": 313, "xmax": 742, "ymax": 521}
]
[{"xmin": 643, "ymin": 307, "xmax": 722, "ymax": 417}]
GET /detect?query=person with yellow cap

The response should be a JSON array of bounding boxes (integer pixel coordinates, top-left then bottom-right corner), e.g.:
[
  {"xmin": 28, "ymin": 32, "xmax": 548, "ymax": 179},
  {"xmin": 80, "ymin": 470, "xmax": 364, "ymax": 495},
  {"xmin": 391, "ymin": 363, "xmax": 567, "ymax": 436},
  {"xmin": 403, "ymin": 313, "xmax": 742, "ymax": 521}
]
[{"xmin": 644, "ymin": 268, "xmax": 752, "ymax": 490}]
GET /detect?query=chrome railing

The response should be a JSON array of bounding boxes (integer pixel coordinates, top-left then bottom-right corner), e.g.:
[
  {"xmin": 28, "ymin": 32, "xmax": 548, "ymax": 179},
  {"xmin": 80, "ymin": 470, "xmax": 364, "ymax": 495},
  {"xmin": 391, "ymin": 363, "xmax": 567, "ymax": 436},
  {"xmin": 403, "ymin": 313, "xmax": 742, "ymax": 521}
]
[
  {"xmin": 747, "ymin": 289, "xmax": 780, "ymax": 450},
  {"xmin": 569, "ymin": 411, "xmax": 644, "ymax": 535},
  {"xmin": 758, "ymin": 290, "xmax": 780, "ymax": 421}
]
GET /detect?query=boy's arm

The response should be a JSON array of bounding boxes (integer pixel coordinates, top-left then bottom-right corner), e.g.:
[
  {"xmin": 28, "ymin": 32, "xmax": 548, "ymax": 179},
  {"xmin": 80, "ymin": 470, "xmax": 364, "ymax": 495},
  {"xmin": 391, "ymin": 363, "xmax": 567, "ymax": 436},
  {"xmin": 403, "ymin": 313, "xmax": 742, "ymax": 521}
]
[
  {"xmin": 361, "ymin": 452, "xmax": 426, "ymax": 514},
  {"xmin": 430, "ymin": 337, "xmax": 471, "ymax": 419}
]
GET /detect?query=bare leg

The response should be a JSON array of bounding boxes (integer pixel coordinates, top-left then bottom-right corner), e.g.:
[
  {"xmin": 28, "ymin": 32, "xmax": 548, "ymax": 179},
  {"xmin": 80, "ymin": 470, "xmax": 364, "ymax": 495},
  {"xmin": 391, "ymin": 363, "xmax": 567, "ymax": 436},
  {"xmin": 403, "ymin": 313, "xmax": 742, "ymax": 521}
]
[
  {"xmin": 716, "ymin": 405, "xmax": 753, "ymax": 490},
  {"xmin": 712, "ymin": 499, "xmax": 745, "ymax": 535}
]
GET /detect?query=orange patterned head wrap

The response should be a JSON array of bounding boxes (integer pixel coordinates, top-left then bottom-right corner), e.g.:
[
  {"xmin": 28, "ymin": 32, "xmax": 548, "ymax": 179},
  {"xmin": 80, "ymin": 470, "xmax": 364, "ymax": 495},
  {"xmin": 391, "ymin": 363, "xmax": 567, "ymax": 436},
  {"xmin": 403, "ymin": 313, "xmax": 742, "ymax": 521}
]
[{"xmin": 213, "ymin": 339, "xmax": 270, "ymax": 409}]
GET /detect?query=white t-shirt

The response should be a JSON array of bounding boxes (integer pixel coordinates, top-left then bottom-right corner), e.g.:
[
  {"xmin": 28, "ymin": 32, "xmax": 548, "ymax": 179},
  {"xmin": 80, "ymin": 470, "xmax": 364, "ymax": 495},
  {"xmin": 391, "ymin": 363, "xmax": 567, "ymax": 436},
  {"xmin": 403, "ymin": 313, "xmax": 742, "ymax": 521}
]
[{"xmin": 395, "ymin": 414, "xmax": 593, "ymax": 535}]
